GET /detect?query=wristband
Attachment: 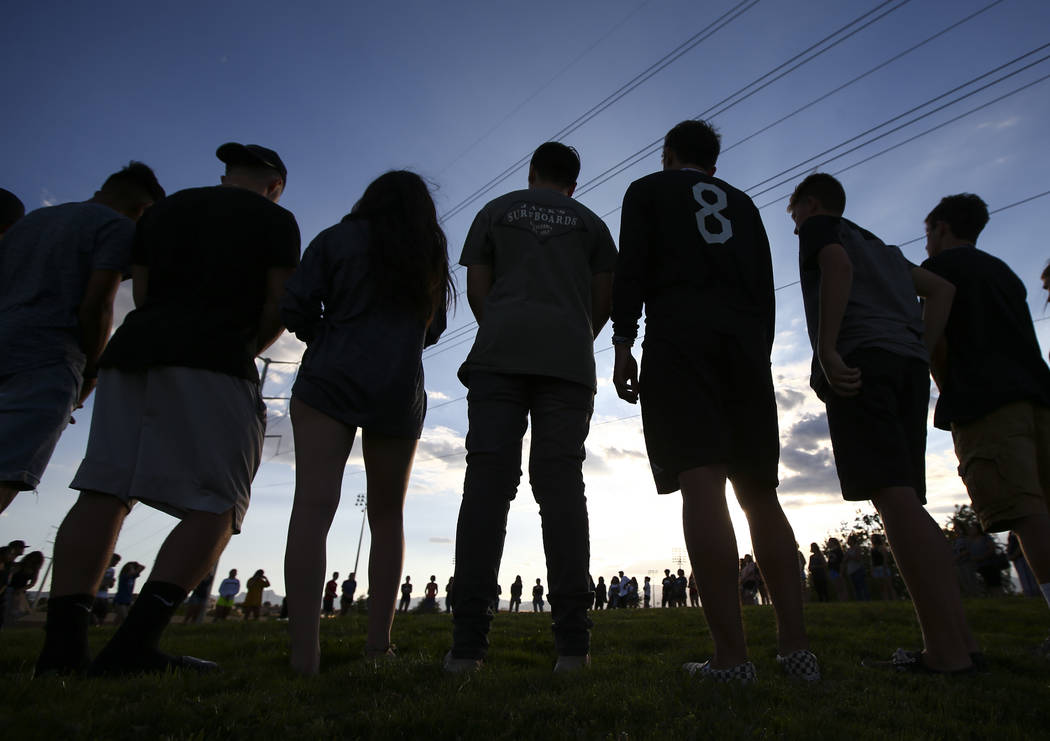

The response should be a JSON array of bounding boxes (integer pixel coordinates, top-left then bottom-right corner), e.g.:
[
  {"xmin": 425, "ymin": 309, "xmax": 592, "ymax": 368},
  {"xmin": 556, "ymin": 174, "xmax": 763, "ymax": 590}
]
[{"xmin": 611, "ymin": 335, "xmax": 634, "ymax": 347}]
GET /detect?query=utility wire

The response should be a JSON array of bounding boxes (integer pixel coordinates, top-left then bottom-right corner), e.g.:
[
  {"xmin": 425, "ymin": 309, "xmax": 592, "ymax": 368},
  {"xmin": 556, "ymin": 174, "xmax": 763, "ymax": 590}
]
[
  {"xmin": 439, "ymin": 0, "xmax": 763, "ymax": 226},
  {"xmin": 586, "ymin": 0, "xmax": 1004, "ymax": 207}
]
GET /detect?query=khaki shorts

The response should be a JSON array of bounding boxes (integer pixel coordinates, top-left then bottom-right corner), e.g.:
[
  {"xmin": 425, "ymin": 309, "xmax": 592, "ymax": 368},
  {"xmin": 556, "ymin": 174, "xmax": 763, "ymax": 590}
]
[
  {"xmin": 70, "ymin": 367, "xmax": 266, "ymax": 533},
  {"xmin": 952, "ymin": 400, "xmax": 1050, "ymax": 532}
]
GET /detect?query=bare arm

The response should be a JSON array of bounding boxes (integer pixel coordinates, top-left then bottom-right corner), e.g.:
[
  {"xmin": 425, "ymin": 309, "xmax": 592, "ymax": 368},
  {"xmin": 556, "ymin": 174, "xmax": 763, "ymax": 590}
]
[
  {"xmin": 256, "ymin": 267, "xmax": 297, "ymax": 354},
  {"xmin": 77, "ymin": 269, "xmax": 123, "ymax": 404},
  {"xmin": 466, "ymin": 265, "xmax": 493, "ymax": 324},
  {"xmin": 911, "ymin": 266, "xmax": 955, "ymax": 354},
  {"xmin": 590, "ymin": 272, "xmax": 613, "ymax": 338},
  {"xmin": 816, "ymin": 243, "xmax": 862, "ymax": 396}
]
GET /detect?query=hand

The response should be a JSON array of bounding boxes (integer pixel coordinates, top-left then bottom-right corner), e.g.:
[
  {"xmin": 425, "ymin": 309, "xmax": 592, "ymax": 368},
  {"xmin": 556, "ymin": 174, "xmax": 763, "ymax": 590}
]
[
  {"xmin": 819, "ymin": 349, "xmax": 861, "ymax": 397},
  {"xmin": 613, "ymin": 347, "xmax": 639, "ymax": 404}
]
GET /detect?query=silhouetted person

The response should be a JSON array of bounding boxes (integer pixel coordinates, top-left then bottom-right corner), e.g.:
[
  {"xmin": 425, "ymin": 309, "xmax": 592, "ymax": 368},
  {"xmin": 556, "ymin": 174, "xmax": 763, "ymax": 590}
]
[
  {"xmin": 0, "ymin": 164, "xmax": 164, "ymax": 515},
  {"xmin": 445, "ymin": 142, "xmax": 615, "ymax": 675},
  {"xmin": 113, "ymin": 561, "xmax": 145, "ymax": 625},
  {"xmin": 398, "ymin": 577, "xmax": 412, "ymax": 613},
  {"xmin": 643, "ymin": 576, "xmax": 651, "ymax": 608},
  {"xmin": 509, "ymin": 575, "xmax": 523, "ymax": 612},
  {"xmin": 36, "ymin": 143, "xmax": 298, "ymax": 677},
  {"xmin": 281, "ymin": 171, "xmax": 451, "ymax": 672},
  {"xmin": 183, "ymin": 568, "xmax": 215, "ymax": 625},
  {"xmin": 613, "ymin": 121, "xmax": 815, "ymax": 684},
  {"xmin": 3, "ymin": 550, "xmax": 44, "ymax": 625},
  {"xmin": 661, "ymin": 569, "xmax": 672, "ymax": 608},
  {"xmin": 341, "ymin": 572, "xmax": 358, "ymax": 615},
  {"xmin": 323, "ymin": 572, "xmax": 339, "ymax": 615},
  {"xmin": 608, "ymin": 575, "xmax": 620, "ymax": 609},
  {"xmin": 532, "ymin": 579, "xmax": 545, "ymax": 613},
  {"xmin": 789, "ymin": 172, "xmax": 977, "ymax": 673},
  {"xmin": 594, "ymin": 576, "xmax": 607, "ymax": 610},
  {"xmin": 243, "ymin": 570, "xmax": 269, "ymax": 620},
  {"xmin": 0, "ymin": 188, "xmax": 25, "ymax": 238},
  {"xmin": 424, "ymin": 575, "xmax": 440, "ymax": 609},
  {"xmin": 809, "ymin": 543, "xmax": 829, "ymax": 602},
  {"xmin": 215, "ymin": 569, "xmax": 240, "ymax": 621},
  {"xmin": 922, "ymin": 194, "xmax": 1050, "ymax": 650},
  {"xmin": 93, "ymin": 553, "xmax": 121, "ymax": 625},
  {"xmin": 445, "ymin": 577, "xmax": 454, "ymax": 613}
]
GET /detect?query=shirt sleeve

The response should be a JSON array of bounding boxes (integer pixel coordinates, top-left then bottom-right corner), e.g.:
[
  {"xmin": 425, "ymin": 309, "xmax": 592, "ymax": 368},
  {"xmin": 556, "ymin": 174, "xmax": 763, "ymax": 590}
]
[
  {"xmin": 798, "ymin": 215, "xmax": 842, "ymax": 269},
  {"xmin": 268, "ymin": 209, "xmax": 302, "ymax": 269},
  {"xmin": 459, "ymin": 207, "xmax": 493, "ymax": 267},
  {"xmin": 279, "ymin": 231, "xmax": 326, "ymax": 343},
  {"xmin": 752, "ymin": 205, "xmax": 776, "ymax": 350},
  {"xmin": 93, "ymin": 215, "xmax": 135, "ymax": 274},
  {"xmin": 611, "ymin": 181, "xmax": 649, "ymax": 340},
  {"xmin": 590, "ymin": 217, "xmax": 619, "ymax": 274}
]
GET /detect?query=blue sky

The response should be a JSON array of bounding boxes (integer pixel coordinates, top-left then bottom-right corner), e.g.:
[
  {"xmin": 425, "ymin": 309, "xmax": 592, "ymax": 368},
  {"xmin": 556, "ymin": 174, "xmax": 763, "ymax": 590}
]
[{"xmin": 4, "ymin": 0, "xmax": 1050, "ymax": 600}]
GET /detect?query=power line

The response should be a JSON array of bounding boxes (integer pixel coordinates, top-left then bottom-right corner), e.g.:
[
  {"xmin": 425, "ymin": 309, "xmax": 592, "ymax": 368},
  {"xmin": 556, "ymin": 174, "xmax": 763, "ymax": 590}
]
[
  {"xmin": 439, "ymin": 0, "xmax": 762, "ymax": 226},
  {"xmin": 435, "ymin": 0, "xmax": 655, "ymax": 177},
  {"xmin": 749, "ymin": 45, "xmax": 1050, "ymax": 200},
  {"xmin": 575, "ymin": 0, "xmax": 915, "ymax": 199},
  {"xmin": 587, "ymin": 0, "xmax": 1004, "ymax": 209}
]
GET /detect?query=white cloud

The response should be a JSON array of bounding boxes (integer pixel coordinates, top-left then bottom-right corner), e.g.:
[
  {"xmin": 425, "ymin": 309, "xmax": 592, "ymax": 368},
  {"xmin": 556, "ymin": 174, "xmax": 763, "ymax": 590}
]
[{"xmin": 428, "ymin": 390, "xmax": 450, "ymax": 401}]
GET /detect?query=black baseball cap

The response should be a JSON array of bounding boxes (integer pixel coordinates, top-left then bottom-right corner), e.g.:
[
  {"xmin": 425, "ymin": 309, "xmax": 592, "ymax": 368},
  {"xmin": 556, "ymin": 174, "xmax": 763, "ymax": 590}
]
[{"xmin": 216, "ymin": 142, "xmax": 287, "ymax": 184}]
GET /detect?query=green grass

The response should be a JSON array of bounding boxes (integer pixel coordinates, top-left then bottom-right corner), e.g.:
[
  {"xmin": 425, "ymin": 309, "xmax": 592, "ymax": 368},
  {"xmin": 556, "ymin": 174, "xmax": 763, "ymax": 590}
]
[{"xmin": 2, "ymin": 599, "xmax": 1049, "ymax": 739}]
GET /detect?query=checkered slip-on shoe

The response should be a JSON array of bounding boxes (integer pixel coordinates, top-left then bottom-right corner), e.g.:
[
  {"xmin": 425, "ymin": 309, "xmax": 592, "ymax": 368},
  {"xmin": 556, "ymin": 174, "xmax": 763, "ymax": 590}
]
[
  {"xmin": 776, "ymin": 649, "xmax": 821, "ymax": 681},
  {"xmin": 682, "ymin": 659, "xmax": 757, "ymax": 684}
]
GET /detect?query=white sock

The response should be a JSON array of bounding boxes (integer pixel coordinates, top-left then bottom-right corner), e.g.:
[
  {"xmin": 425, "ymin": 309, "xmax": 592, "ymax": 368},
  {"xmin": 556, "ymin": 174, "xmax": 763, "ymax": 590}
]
[{"xmin": 1041, "ymin": 582, "xmax": 1050, "ymax": 610}]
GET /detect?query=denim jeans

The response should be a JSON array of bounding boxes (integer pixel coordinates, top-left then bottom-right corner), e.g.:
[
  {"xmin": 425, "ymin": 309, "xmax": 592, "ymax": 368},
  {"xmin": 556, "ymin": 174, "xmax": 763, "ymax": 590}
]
[{"xmin": 451, "ymin": 371, "xmax": 595, "ymax": 658}]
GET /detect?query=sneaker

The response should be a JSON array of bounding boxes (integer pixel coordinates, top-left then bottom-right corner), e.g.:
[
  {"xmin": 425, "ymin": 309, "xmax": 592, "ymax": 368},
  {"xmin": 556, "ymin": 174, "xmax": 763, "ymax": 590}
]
[
  {"xmin": 443, "ymin": 651, "xmax": 482, "ymax": 674},
  {"xmin": 682, "ymin": 659, "xmax": 757, "ymax": 684},
  {"xmin": 89, "ymin": 651, "xmax": 219, "ymax": 676},
  {"xmin": 554, "ymin": 654, "xmax": 590, "ymax": 673},
  {"xmin": 892, "ymin": 648, "xmax": 988, "ymax": 673},
  {"xmin": 364, "ymin": 644, "xmax": 397, "ymax": 661},
  {"xmin": 776, "ymin": 649, "xmax": 821, "ymax": 681},
  {"xmin": 862, "ymin": 647, "xmax": 975, "ymax": 675}
]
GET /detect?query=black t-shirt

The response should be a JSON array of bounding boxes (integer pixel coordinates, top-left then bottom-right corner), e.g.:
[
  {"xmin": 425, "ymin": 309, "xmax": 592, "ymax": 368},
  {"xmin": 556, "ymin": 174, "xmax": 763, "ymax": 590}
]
[
  {"xmin": 612, "ymin": 169, "xmax": 775, "ymax": 350},
  {"xmin": 921, "ymin": 245, "xmax": 1050, "ymax": 429},
  {"xmin": 101, "ymin": 186, "xmax": 301, "ymax": 381}
]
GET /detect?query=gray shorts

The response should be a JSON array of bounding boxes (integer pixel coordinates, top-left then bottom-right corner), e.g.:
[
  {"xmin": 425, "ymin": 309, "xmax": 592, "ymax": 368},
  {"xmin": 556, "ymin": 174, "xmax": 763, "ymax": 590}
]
[
  {"xmin": 70, "ymin": 367, "xmax": 266, "ymax": 533},
  {"xmin": 0, "ymin": 363, "xmax": 81, "ymax": 490}
]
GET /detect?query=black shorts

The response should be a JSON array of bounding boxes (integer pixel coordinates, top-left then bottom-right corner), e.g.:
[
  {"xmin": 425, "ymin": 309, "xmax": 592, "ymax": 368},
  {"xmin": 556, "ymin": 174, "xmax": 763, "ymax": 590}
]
[
  {"xmin": 824, "ymin": 347, "xmax": 929, "ymax": 502},
  {"xmin": 638, "ymin": 334, "xmax": 780, "ymax": 495}
]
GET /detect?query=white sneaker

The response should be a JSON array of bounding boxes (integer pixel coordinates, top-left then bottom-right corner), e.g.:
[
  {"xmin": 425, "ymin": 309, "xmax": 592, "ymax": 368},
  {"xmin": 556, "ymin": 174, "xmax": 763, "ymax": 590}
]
[
  {"xmin": 554, "ymin": 654, "xmax": 590, "ymax": 673},
  {"xmin": 443, "ymin": 651, "xmax": 482, "ymax": 674},
  {"xmin": 682, "ymin": 659, "xmax": 757, "ymax": 684}
]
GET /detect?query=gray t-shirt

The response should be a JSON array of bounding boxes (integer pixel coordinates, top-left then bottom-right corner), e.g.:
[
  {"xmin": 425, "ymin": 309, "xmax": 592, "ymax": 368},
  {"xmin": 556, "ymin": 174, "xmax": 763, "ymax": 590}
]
[
  {"xmin": 798, "ymin": 215, "xmax": 927, "ymax": 395},
  {"xmin": 458, "ymin": 188, "xmax": 618, "ymax": 390},
  {"xmin": 0, "ymin": 202, "xmax": 134, "ymax": 376}
]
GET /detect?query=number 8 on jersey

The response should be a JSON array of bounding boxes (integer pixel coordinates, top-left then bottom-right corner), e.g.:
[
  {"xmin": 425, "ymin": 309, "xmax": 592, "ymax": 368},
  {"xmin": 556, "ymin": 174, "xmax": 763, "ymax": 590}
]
[{"xmin": 692, "ymin": 182, "xmax": 733, "ymax": 245}]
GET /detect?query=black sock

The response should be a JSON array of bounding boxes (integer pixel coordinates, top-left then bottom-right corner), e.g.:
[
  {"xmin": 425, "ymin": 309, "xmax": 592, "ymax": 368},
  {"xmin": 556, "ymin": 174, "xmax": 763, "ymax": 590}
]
[
  {"xmin": 92, "ymin": 581, "xmax": 186, "ymax": 670},
  {"xmin": 36, "ymin": 593, "xmax": 94, "ymax": 675}
]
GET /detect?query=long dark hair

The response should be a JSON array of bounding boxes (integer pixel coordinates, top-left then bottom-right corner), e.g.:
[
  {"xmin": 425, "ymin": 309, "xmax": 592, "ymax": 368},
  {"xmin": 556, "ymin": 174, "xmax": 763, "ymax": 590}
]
[{"xmin": 344, "ymin": 170, "xmax": 454, "ymax": 323}]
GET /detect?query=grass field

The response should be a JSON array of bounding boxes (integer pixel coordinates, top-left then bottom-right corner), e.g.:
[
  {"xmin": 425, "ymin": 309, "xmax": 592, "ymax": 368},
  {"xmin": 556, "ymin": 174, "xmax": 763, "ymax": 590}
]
[{"xmin": 2, "ymin": 598, "xmax": 1048, "ymax": 740}]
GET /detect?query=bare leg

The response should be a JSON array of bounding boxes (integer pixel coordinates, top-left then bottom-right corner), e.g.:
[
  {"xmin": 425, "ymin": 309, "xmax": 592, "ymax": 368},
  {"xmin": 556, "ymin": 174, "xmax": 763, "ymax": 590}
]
[
  {"xmin": 872, "ymin": 487, "xmax": 977, "ymax": 668},
  {"xmin": 1012, "ymin": 513, "xmax": 1050, "ymax": 583},
  {"xmin": 148, "ymin": 509, "xmax": 233, "ymax": 591},
  {"xmin": 284, "ymin": 398, "xmax": 356, "ymax": 675},
  {"xmin": 680, "ymin": 465, "xmax": 748, "ymax": 668},
  {"xmin": 0, "ymin": 484, "xmax": 19, "ymax": 515},
  {"xmin": 51, "ymin": 491, "xmax": 130, "ymax": 597},
  {"xmin": 362, "ymin": 430, "xmax": 417, "ymax": 655},
  {"xmin": 736, "ymin": 484, "xmax": 809, "ymax": 655}
]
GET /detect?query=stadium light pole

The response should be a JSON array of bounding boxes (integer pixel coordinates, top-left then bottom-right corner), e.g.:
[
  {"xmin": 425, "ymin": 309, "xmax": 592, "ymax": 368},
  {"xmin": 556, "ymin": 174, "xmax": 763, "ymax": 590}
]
[{"xmin": 352, "ymin": 493, "xmax": 367, "ymax": 575}]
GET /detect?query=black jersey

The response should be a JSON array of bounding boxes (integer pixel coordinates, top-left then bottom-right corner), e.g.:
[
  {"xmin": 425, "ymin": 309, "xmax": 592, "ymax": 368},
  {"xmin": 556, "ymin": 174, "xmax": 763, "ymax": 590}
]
[{"xmin": 612, "ymin": 169, "xmax": 774, "ymax": 350}]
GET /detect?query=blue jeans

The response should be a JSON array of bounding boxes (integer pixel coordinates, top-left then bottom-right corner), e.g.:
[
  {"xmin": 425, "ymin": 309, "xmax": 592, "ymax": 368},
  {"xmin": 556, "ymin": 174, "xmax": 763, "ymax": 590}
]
[{"xmin": 451, "ymin": 372, "xmax": 594, "ymax": 658}]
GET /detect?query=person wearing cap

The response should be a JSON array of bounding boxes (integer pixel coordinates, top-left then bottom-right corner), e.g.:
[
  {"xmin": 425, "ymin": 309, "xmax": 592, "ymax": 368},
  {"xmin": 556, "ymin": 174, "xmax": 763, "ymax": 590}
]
[
  {"xmin": 0, "ymin": 164, "xmax": 164, "ymax": 516},
  {"xmin": 36, "ymin": 143, "xmax": 300, "ymax": 676}
]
